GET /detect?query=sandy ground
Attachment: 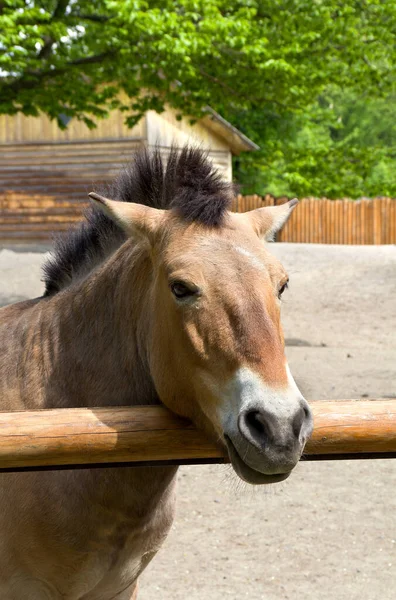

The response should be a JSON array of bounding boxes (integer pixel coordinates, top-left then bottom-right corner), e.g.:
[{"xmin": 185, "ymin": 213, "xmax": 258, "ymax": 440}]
[{"xmin": 0, "ymin": 242, "xmax": 395, "ymax": 600}]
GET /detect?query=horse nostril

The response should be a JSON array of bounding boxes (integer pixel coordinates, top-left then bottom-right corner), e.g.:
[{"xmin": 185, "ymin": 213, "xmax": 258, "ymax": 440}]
[
  {"xmin": 292, "ymin": 406, "xmax": 306, "ymax": 438},
  {"xmin": 238, "ymin": 403, "xmax": 312, "ymax": 452},
  {"xmin": 238, "ymin": 409, "xmax": 272, "ymax": 449},
  {"xmin": 296, "ymin": 400, "xmax": 313, "ymax": 441},
  {"xmin": 246, "ymin": 410, "xmax": 266, "ymax": 437}
]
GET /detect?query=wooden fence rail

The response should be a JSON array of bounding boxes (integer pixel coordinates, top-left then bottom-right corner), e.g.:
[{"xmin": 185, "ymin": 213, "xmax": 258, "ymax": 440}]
[
  {"xmin": 1, "ymin": 192, "xmax": 396, "ymax": 244},
  {"xmin": 0, "ymin": 399, "xmax": 395, "ymax": 472}
]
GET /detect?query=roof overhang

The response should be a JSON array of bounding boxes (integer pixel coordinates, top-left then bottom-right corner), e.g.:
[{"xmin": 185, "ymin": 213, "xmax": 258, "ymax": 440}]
[{"xmin": 200, "ymin": 107, "xmax": 259, "ymax": 155}]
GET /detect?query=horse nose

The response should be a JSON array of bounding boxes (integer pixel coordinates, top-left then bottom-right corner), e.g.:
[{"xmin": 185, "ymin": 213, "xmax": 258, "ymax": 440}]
[
  {"xmin": 238, "ymin": 400, "xmax": 313, "ymax": 451},
  {"xmin": 292, "ymin": 399, "xmax": 313, "ymax": 441}
]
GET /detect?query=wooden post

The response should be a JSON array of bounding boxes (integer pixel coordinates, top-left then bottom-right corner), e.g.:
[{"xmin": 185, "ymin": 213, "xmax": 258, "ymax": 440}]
[{"xmin": 0, "ymin": 400, "xmax": 395, "ymax": 472}]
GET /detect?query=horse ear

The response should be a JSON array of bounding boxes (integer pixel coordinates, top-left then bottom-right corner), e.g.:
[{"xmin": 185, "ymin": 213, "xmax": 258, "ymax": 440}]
[
  {"xmin": 88, "ymin": 193, "xmax": 164, "ymax": 240},
  {"xmin": 244, "ymin": 199, "xmax": 298, "ymax": 241}
]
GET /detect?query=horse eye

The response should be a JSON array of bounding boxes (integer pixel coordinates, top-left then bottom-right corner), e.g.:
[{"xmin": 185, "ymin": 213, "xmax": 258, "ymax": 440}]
[
  {"xmin": 278, "ymin": 280, "xmax": 289, "ymax": 299},
  {"xmin": 170, "ymin": 281, "xmax": 196, "ymax": 299}
]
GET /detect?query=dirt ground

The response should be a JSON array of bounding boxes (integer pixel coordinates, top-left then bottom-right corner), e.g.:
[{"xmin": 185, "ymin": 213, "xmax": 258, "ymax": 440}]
[{"xmin": 0, "ymin": 242, "xmax": 395, "ymax": 600}]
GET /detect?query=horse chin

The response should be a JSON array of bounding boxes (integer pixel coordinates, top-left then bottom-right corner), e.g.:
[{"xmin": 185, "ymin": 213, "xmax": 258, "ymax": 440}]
[{"xmin": 224, "ymin": 436, "xmax": 291, "ymax": 485}]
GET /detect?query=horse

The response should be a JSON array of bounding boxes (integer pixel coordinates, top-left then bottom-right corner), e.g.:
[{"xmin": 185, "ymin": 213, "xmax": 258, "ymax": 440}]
[{"xmin": 0, "ymin": 146, "xmax": 312, "ymax": 599}]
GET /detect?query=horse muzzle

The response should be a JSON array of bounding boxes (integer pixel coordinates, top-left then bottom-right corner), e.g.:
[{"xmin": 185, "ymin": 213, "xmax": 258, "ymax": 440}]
[{"xmin": 224, "ymin": 398, "xmax": 313, "ymax": 485}]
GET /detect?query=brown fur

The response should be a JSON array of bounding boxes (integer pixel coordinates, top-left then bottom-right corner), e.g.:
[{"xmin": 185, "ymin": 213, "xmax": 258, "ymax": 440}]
[{"xmin": 0, "ymin": 172, "xmax": 299, "ymax": 597}]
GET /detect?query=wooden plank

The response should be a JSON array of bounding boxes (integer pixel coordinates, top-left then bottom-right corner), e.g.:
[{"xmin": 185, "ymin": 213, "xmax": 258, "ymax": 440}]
[
  {"xmin": 316, "ymin": 199, "xmax": 322, "ymax": 243},
  {"xmin": 304, "ymin": 199, "xmax": 309, "ymax": 242},
  {"xmin": 308, "ymin": 198, "xmax": 317, "ymax": 244},
  {"xmin": 2, "ymin": 158, "xmax": 127, "ymax": 170},
  {"xmin": 311, "ymin": 198, "xmax": 316, "ymax": 243},
  {"xmin": 367, "ymin": 199, "xmax": 373, "ymax": 244},
  {"xmin": 294, "ymin": 199, "xmax": 301, "ymax": 242},
  {"xmin": 339, "ymin": 199, "xmax": 344, "ymax": 244},
  {"xmin": 0, "ymin": 223, "xmax": 72, "ymax": 232},
  {"xmin": 300, "ymin": 199, "xmax": 305, "ymax": 243},
  {"xmin": 326, "ymin": 199, "xmax": 331, "ymax": 244},
  {"xmin": 335, "ymin": 199, "xmax": 339, "ymax": 244},
  {"xmin": 2, "ymin": 152, "xmax": 135, "ymax": 166},
  {"xmin": 0, "ymin": 139, "xmax": 144, "ymax": 150},
  {"xmin": 0, "ymin": 231, "xmax": 55, "ymax": 241},
  {"xmin": 3, "ymin": 199, "xmax": 87, "ymax": 209},
  {"xmin": 360, "ymin": 200, "xmax": 366, "ymax": 245},
  {"xmin": 373, "ymin": 198, "xmax": 382, "ymax": 244},
  {"xmin": 348, "ymin": 200, "xmax": 353, "ymax": 245},
  {"xmin": 288, "ymin": 202, "xmax": 296, "ymax": 242},
  {"xmin": 334, "ymin": 199, "xmax": 339, "ymax": 244},
  {"xmin": 0, "ymin": 207, "xmax": 85, "ymax": 217},
  {"xmin": 328, "ymin": 200, "xmax": 334, "ymax": 244},
  {"xmin": 320, "ymin": 199, "xmax": 325, "ymax": 243},
  {"xmin": 333, "ymin": 200, "xmax": 337, "ymax": 244},
  {"xmin": 355, "ymin": 201, "xmax": 361, "ymax": 244},
  {"xmin": 383, "ymin": 198, "xmax": 391, "ymax": 244},
  {"xmin": 2, "ymin": 144, "xmax": 140, "ymax": 159},
  {"xmin": 340, "ymin": 199, "xmax": 345, "ymax": 244},
  {"xmin": 316, "ymin": 200, "xmax": 321, "ymax": 244},
  {"xmin": 378, "ymin": 198, "xmax": 384, "ymax": 244},
  {"xmin": 1, "ymin": 215, "xmax": 82, "ymax": 225},
  {"xmin": 305, "ymin": 198, "xmax": 310, "ymax": 242},
  {"xmin": 0, "ymin": 400, "xmax": 394, "ymax": 472},
  {"xmin": 314, "ymin": 198, "xmax": 322, "ymax": 244},
  {"xmin": 303, "ymin": 198, "xmax": 308, "ymax": 242}
]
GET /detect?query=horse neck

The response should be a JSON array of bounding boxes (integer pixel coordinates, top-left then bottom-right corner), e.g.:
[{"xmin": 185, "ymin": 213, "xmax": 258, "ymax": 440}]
[{"xmin": 43, "ymin": 239, "xmax": 158, "ymax": 409}]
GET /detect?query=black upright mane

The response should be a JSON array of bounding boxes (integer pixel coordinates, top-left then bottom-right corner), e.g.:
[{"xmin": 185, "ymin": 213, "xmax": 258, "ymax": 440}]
[{"xmin": 43, "ymin": 146, "xmax": 235, "ymax": 295}]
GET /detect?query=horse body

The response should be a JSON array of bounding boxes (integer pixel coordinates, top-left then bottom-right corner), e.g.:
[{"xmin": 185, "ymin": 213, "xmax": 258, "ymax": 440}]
[
  {"xmin": 0, "ymin": 467, "xmax": 175, "ymax": 599},
  {"xmin": 0, "ymin": 147, "xmax": 312, "ymax": 598},
  {"xmin": 0, "ymin": 249, "xmax": 177, "ymax": 599}
]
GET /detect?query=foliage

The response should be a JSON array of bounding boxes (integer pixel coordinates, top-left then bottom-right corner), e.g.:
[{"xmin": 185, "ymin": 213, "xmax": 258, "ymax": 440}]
[
  {"xmin": 1, "ymin": 1, "xmax": 395, "ymax": 196},
  {"xmin": 234, "ymin": 91, "xmax": 396, "ymax": 198}
]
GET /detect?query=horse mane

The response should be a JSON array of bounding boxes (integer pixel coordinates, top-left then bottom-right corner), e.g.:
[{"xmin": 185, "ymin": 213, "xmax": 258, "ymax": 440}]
[{"xmin": 43, "ymin": 146, "xmax": 235, "ymax": 295}]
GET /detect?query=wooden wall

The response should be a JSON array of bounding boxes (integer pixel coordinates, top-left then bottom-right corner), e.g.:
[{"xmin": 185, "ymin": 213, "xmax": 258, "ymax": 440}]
[
  {"xmin": 0, "ymin": 106, "xmax": 238, "ymax": 242},
  {"xmin": 145, "ymin": 110, "xmax": 233, "ymax": 180},
  {"xmin": 0, "ymin": 111, "xmax": 144, "ymax": 144},
  {"xmin": 0, "ymin": 140, "xmax": 143, "ymax": 241}
]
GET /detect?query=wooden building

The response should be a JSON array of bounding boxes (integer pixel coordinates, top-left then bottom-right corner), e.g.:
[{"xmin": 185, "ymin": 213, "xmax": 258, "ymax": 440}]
[{"xmin": 0, "ymin": 106, "xmax": 258, "ymax": 242}]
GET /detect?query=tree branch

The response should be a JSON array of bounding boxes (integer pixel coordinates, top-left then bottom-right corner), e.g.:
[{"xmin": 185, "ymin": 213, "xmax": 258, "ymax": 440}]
[
  {"xmin": 197, "ymin": 67, "xmax": 242, "ymax": 98},
  {"xmin": 69, "ymin": 13, "xmax": 111, "ymax": 23},
  {"xmin": 53, "ymin": 0, "xmax": 71, "ymax": 20},
  {"xmin": 0, "ymin": 51, "xmax": 116, "ymax": 101},
  {"xmin": 37, "ymin": 0, "xmax": 71, "ymax": 60},
  {"xmin": 37, "ymin": 36, "xmax": 55, "ymax": 60},
  {"xmin": 70, "ymin": 52, "xmax": 115, "ymax": 66}
]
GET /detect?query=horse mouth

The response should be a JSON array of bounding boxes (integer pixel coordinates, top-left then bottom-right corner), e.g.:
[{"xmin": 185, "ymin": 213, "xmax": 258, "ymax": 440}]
[{"xmin": 224, "ymin": 436, "xmax": 291, "ymax": 485}]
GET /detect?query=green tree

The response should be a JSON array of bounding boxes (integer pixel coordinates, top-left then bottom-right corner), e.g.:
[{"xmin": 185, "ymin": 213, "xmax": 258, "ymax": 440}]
[
  {"xmin": 1, "ymin": 1, "xmax": 395, "ymax": 196},
  {"xmin": 234, "ymin": 91, "xmax": 396, "ymax": 198}
]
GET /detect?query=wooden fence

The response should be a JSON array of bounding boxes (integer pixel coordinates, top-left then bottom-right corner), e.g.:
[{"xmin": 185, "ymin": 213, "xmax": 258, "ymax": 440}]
[
  {"xmin": 1, "ymin": 192, "xmax": 396, "ymax": 244},
  {"xmin": 231, "ymin": 195, "xmax": 396, "ymax": 245},
  {"xmin": 0, "ymin": 399, "xmax": 395, "ymax": 472}
]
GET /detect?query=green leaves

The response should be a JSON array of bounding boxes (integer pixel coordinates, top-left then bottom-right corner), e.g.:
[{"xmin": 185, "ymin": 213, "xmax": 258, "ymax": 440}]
[
  {"xmin": 0, "ymin": 1, "xmax": 395, "ymax": 196},
  {"xmin": 234, "ymin": 91, "xmax": 396, "ymax": 198}
]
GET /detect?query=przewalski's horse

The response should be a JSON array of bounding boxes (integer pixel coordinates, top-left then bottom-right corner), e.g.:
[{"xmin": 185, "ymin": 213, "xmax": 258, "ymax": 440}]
[{"xmin": 0, "ymin": 147, "xmax": 312, "ymax": 599}]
